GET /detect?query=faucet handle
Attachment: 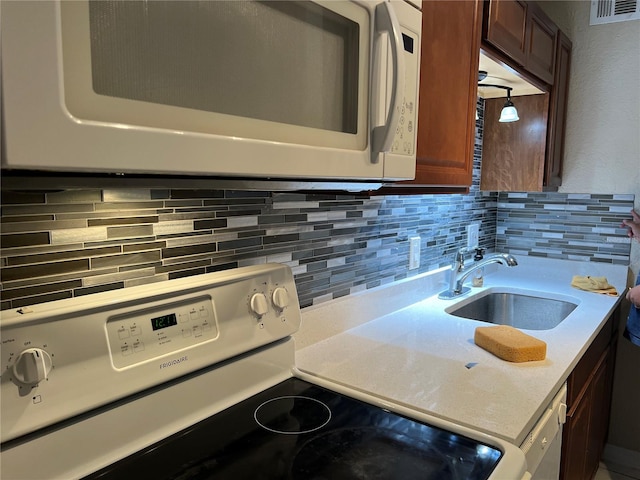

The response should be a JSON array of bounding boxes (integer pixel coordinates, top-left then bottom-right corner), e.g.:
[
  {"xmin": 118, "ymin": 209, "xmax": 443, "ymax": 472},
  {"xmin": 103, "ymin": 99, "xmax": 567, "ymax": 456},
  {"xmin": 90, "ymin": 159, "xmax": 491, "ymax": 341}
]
[{"xmin": 453, "ymin": 248, "xmax": 467, "ymax": 271}]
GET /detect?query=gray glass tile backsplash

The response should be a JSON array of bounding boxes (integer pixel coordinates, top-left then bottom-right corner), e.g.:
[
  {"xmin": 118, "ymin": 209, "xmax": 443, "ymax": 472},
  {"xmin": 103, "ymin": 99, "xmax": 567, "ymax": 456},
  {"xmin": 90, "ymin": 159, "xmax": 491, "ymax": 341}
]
[
  {"xmin": 1, "ymin": 99, "xmax": 634, "ymax": 310},
  {"xmin": 1, "ymin": 188, "xmax": 496, "ymax": 309},
  {"xmin": 497, "ymin": 192, "xmax": 635, "ymax": 263},
  {"xmin": 2, "ymin": 187, "xmax": 631, "ymax": 311}
]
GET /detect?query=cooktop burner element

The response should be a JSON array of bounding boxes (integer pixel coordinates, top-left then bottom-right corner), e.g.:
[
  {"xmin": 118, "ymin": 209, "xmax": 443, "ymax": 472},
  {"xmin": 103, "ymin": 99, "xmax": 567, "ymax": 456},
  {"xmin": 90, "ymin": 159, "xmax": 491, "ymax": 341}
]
[
  {"xmin": 255, "ymin": 396, "xmax": 331, "ymax": 434},
  {"xmin": 291, "ymin": 427, "xmax": 451, "ymax": 479},
  {"xmin": 83, "ymin": 378, "xmax": 503, "ymax": 480}
]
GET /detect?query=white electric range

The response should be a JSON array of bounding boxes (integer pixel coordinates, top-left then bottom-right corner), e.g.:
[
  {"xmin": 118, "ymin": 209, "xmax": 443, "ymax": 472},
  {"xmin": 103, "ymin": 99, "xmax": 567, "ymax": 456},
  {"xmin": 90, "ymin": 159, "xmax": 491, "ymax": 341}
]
[{"xmin": 1, "ymin": 264, "xmax": 527, "ymax": 479}]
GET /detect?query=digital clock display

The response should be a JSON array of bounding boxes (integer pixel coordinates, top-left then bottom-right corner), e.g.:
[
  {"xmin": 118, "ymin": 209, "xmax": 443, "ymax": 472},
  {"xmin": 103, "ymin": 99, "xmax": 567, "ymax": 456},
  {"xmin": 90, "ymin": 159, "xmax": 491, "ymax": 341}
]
[{"xmin": 150, "ymin": 313, "xmax": 178, "ymax": 331}]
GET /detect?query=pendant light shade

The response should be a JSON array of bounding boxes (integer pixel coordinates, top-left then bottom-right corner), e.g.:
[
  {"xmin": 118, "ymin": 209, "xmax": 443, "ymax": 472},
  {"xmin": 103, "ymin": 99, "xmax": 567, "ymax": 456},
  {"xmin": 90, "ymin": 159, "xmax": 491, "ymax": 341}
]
[{"xmin": 499, "ymin": 89, "xmax": 519, "ymax": 123}]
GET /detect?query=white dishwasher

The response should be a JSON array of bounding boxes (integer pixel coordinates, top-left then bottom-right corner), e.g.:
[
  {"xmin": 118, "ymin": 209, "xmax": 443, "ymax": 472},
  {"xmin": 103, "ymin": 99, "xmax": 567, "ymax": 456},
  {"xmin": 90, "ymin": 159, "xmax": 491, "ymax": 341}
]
[{"xmin": 520, "ymin": 384, "xmax": 568, "ymax": 480}]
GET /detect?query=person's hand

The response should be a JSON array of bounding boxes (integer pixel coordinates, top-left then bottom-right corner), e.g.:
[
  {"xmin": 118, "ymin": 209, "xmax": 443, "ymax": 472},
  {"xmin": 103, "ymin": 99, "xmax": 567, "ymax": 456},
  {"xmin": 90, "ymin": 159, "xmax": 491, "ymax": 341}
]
[
  {"xmin": 622, "ymin": 209, "xmax": 640, "ymax": 242},
  {"xmin": 627, "ymin": 284, "xmax": 640, "ymax": 309}
]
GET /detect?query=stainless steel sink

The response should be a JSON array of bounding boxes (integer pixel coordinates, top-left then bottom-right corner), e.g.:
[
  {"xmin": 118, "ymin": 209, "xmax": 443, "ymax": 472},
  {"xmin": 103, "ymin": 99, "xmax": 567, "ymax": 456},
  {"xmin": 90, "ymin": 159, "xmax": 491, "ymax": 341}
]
[{"xmin": 446, "ymin": 291, "xmax": 578, "ymax": 330}]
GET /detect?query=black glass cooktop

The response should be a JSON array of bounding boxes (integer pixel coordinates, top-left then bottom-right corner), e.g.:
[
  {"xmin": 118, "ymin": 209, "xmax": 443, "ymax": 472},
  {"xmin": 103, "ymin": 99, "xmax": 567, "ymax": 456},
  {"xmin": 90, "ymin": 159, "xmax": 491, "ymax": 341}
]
[{"xmin": 84, "ymin": 378, "xmax": 502, "ymax": 480}]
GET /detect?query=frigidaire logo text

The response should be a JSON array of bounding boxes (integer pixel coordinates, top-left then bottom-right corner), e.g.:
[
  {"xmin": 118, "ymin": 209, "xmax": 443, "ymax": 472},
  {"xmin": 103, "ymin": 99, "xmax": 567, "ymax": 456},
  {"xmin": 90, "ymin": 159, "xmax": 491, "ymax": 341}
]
[{"xmin": 160, "ymin": 355, "xmax": 188, "ymax": 370}]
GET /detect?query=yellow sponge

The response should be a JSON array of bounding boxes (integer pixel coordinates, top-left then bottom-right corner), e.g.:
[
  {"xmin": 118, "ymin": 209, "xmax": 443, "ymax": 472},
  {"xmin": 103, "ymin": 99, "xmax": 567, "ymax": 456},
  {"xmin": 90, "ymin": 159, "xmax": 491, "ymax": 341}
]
[{"xmin": 474, "ymin": 325, "xmax": 546, "ymax": 362}]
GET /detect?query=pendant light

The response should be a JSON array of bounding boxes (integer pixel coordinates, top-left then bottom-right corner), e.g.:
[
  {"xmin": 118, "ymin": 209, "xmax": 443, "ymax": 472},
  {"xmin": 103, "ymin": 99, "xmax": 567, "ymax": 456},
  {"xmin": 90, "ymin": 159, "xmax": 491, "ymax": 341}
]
[
  {"xmin": 477, "ymin": 71, "xmax": 520, "ymax": 123},
  {"xmin": 498, "ymin": 88, "xmax": 519, "ymax": 123}
]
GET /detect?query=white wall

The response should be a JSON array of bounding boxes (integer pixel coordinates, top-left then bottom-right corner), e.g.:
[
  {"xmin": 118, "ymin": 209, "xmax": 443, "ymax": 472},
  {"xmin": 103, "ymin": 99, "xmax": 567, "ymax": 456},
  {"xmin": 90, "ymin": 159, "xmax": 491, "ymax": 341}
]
[
  {"xmin": 541, "ymin": 0, "xmax": 640, "ymax": 456},
  {"xmin": 544, "ymin": 0, "xmax": 640, "ymax": 272},
  {"xmin": 555, "ymin": 1, "xmax": 639, "ymax": 194}
]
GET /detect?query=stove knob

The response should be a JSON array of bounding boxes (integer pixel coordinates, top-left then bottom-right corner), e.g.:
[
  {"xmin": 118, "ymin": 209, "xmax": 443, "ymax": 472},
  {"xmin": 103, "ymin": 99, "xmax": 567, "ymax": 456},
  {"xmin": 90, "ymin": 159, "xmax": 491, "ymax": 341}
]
[
  {"xmin": 12, "ymin": 348, "xmax": 52, "ymax": 386},
  {"xmin": 272, "ymin": 287, "xmax": 290, "ymax": 310},
  {"xmin": 250, "ymin": 293, "xmax": 269, "ymax": 317}
]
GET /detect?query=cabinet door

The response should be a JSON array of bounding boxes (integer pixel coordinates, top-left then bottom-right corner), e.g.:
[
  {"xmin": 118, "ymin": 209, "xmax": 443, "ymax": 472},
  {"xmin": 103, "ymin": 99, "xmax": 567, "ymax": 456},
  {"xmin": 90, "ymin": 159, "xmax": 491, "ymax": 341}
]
[
  {"xmin": 525, "ymin": 3, "xmax": 558, "ymax": 85},
  {"xmin": 544, "ymin": 30, "xmax": 571, "ymax": 190},
  {"xmin": 407, "ymin": 0, "xmax": 482, "ymax": 188},
  {"xmin": 586, "ymin": 350, "xmax": 612, "ymax": 480},
  {"xmin": 561, "ymin": 394, "xmax": 591, "ymax": 480},
  {"xmin": 484, "ymin": 0, "xmax": 528, "ymax": 66},
  {"xmin": 561, "ymin": 308, "xmax": 619, "ymax": 480},
  {"xmin": 480, "ymin": 93, "xmax": 549, "ymax": 191}
]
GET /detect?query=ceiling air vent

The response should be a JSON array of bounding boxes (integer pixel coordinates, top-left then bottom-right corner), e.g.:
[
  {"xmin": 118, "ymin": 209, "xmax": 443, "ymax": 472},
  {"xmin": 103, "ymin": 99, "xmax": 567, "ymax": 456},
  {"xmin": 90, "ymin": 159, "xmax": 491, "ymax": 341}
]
[{"xmin": 590, "ymin": 0, "xmax": 640, "ymax": 25}]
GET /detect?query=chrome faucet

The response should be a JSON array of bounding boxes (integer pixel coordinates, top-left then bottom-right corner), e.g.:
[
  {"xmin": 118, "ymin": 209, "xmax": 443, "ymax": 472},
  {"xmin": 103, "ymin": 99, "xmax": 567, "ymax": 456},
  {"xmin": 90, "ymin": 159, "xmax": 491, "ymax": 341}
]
[
  {"xmin": 438, "ymin": 250, "xmax": 518, "ymax": 299},
  {"xmin": 448, "ymin": 248, "xmax": 468, "ymax": 294}
]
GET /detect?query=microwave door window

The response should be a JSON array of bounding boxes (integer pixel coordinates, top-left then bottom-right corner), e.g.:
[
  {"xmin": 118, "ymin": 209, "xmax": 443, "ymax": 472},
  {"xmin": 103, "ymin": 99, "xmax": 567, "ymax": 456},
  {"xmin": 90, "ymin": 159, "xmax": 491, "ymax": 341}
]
[{"xmin": 76, "ymin": 0, "xmax": 366, "ymax": 149}]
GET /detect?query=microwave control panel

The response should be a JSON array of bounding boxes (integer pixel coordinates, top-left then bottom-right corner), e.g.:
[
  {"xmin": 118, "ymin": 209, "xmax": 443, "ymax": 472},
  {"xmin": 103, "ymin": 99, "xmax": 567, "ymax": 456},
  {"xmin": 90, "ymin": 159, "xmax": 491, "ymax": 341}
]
[{"xmin": 391, "ymin": 30, "xmax": 420, "ymax": 156}]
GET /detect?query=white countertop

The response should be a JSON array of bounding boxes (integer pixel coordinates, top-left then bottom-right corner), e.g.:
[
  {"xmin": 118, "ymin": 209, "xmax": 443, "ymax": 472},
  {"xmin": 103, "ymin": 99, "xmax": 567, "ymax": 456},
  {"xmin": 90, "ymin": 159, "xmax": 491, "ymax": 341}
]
[{"xmin": 294, "ymin": 256, "xmax": 628, "ymax": 446}]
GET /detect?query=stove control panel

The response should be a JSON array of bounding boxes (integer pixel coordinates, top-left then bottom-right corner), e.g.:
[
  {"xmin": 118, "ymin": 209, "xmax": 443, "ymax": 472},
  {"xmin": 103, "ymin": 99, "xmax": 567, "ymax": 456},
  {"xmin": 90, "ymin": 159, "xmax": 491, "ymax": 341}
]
[
  {"xmin": 0, "ymin": 263, "xmax": 301, "ymax": 444},
  {"xmin": 106, "ymin": 296, "xmax": 218, "ymax": 369}
]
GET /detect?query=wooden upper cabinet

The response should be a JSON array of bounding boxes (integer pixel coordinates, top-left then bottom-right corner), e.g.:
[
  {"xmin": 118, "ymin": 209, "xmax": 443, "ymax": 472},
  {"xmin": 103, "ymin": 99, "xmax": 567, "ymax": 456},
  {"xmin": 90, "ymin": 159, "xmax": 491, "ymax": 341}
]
[
  {"xmin": 545, "ymin": 29, "xmax": 572, "ymax": 190},
  {"xmin": 484, "ymin": 0, "xmax": 528, "ymax": 66},
  {"xmin": 484, "ymin": 0, "xmax": 558, "ymax": 85},
  {"xmin": 480, "ymin": 0, "xmax": 570, "ymax": 192},
  {"xmin": 386, "ymin": 0, "xmax": 568, "ymax": 193},
  {"xmin": 525, "ymin": 3, "xmax": 558, "ymax": 84},
  {"xmin": 399, "ymin": 0, "xmax": 482, "ymax": 189}
]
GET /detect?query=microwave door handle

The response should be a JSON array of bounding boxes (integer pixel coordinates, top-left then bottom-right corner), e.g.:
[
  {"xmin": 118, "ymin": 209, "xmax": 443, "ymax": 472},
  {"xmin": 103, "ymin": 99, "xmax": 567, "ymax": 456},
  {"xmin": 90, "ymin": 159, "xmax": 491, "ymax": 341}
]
[{"xmin": 371, "ymin": 1, "xmax": 406, "ymax": 163}]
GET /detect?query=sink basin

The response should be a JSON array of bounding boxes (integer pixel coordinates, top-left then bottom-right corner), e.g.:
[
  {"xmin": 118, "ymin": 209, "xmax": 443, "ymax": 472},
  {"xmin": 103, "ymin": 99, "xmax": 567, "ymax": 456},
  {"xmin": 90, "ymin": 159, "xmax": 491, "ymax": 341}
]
[{"xmin": 447, "ymin": 291, "xmax": 578, "ymax": 330}]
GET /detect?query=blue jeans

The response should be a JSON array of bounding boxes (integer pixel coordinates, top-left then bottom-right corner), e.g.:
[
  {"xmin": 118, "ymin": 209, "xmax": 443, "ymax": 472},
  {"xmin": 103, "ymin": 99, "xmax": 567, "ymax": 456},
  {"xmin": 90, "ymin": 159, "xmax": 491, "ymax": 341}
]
[{"xmin": 624, "ymin": 273, "xmax": 640, "ymax": 347}]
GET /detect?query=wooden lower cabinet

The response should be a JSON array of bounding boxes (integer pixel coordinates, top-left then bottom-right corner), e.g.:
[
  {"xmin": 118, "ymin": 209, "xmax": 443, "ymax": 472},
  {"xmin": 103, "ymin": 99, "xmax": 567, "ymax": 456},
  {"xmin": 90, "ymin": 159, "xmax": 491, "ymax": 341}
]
[
  {"xmin": 562, "ymin": 389, "xmax": 591, "ymax": 480},
  {"xmin": 588, "ymin": 350, "xmax": 613, "ymax": 467},
  {"xmin": 560, "ymin": 308, "xmax": 619, "ymax": 480}
]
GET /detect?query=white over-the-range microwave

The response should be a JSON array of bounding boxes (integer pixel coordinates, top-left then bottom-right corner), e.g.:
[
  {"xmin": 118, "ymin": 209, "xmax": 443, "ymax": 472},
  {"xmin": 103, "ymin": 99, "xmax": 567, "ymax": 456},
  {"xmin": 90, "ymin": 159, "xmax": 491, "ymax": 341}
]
[{"xmin": 1, "ymin": 0, "xmax": 421, "ymax": 182}]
